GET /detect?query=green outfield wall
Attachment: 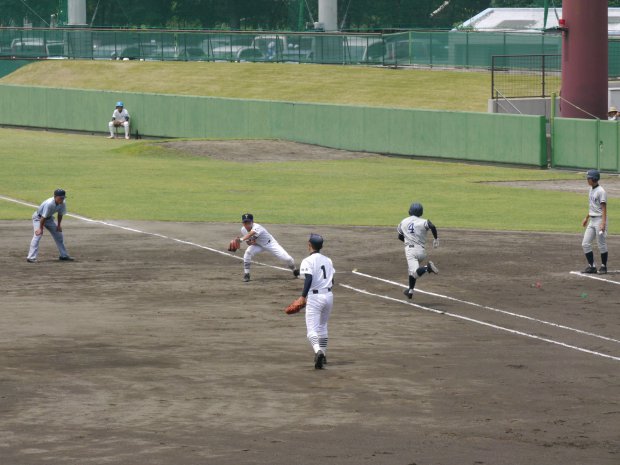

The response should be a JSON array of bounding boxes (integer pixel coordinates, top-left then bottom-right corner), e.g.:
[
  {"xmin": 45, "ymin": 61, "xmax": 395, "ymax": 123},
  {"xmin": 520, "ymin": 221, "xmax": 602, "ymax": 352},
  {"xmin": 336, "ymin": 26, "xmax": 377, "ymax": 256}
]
[
  {"xmin": 0, "ymin": 84, "xmax": 546, "ymax": 166},
  {"xmin": 0, "ymin": 59, "xmax": 30, "ymax": 77},
  {"xmin": 552, "ymin": 118, "xmax": 620, "ymax": 172}
]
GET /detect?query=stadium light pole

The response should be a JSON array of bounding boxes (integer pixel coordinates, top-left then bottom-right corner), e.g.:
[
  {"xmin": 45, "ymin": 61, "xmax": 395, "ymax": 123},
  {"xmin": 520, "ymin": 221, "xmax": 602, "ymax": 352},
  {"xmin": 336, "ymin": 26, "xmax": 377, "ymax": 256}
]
[
  {"xmin": 560, "ymin": 0, "xmax": 608, "ymax": 119},
  {"xmin": 67, "ymin": 0, "xmax": 87, "ymax": 26},
  {"xmin": 318, "ymin": 0, "xmax": 338, "ymax": 31}
]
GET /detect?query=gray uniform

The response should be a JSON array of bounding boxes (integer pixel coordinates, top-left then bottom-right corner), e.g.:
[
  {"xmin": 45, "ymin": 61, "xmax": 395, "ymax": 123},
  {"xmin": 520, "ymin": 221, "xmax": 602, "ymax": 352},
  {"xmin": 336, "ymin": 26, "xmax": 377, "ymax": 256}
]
[
  {"xmin": 27, "ymin": 197, "xmax": 69, "ymax": 261},
  {"xmin": 397, "ymin": 215, "xmax": 433, "ymax": 277},
  {"xmin": 582, "ymin": 184, "xmax": 608, "ymax": 254}
]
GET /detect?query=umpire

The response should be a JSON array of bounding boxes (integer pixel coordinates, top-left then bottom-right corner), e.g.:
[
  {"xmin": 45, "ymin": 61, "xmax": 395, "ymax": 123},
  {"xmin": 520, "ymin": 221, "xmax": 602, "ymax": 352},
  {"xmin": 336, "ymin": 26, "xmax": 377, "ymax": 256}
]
[{"xmin": 26, "ymin": 188, "xmax": 74, "ymax": 263}]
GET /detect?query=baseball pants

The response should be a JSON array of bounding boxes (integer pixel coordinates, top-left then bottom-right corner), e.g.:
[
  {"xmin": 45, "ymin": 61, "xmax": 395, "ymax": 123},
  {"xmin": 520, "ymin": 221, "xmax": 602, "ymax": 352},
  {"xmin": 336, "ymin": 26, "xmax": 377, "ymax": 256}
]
[
  {"xmin": 405, "ymin": 245, "xmax": 428, "ymax": 277},
  {"xmin": 305, "ymin": 291, "xmax": 333, "ymax": 354},
  {"xmin": 109, "ymin": 120, "xmax": 130, "ymax": 138},
  {"xmin": 27, "ymin": 215, "xmax": 69, "ymax": 260},
  {"xmin": 582, "ymin": 216, "xmax": 608, "ymax": 254},
  {"xmin": 243, "ymin": 241, "xmax": 295, "ymax": 273}
]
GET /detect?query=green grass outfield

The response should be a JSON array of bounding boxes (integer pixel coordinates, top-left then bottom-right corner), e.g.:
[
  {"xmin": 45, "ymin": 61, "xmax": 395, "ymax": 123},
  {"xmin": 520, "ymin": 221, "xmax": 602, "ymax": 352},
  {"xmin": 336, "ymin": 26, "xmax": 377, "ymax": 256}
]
[{"xmin": 0, "ymin": 128, "xmax": 586, "ymax": 233}]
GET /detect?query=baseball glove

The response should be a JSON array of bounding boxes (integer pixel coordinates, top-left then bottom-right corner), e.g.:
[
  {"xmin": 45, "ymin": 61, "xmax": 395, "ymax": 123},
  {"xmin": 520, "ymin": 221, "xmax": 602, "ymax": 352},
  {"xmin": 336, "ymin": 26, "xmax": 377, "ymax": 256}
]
[
  {"xmin": 112, "ymin": 120, "xmax": 123, "ymax": 127},
  {"xmin": 228, "ymin": 237, "xmax": 241, "ymax": 252},
  {"xmin": 284, "ymin": 296, "xmax": 306, "ymax": 315}
]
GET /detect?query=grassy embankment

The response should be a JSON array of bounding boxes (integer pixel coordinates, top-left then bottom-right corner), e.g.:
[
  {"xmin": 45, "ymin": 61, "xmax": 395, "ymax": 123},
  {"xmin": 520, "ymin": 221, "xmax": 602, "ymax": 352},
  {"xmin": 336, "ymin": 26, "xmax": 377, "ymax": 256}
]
[{"xmin": 1, "ymin": 60, "xmax": 491, "ymax": 111}]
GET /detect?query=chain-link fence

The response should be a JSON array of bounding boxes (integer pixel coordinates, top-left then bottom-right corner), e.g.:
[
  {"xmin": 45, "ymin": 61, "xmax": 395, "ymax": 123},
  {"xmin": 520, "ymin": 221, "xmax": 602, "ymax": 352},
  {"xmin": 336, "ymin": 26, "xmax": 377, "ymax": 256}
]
[
  {"xmin": 491, "ymin": 54, "xmax": 561, "ymax": 99},
  {"xmin": 0, "ymin": 27, "xmax": 619, "ymax": 77}
]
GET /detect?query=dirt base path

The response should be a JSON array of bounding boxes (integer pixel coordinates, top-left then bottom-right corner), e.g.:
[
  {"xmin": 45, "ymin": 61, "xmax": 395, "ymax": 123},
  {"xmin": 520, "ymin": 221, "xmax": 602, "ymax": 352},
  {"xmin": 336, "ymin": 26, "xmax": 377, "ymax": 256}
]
[{"xmin": 1, "ymin": 219, "xmax": 618, "ymax": 465}]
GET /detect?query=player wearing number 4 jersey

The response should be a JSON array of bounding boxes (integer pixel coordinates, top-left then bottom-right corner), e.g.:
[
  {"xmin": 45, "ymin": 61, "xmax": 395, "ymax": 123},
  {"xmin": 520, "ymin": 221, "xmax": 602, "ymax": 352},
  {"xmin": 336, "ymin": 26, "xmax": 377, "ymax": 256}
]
[
  {"xmin": 299, "ymin": 233, "xmax": 335, "ymax": 369},
  {"xmin": 397, "ymin": 202, "xmax": 439, "ymax": 299}
]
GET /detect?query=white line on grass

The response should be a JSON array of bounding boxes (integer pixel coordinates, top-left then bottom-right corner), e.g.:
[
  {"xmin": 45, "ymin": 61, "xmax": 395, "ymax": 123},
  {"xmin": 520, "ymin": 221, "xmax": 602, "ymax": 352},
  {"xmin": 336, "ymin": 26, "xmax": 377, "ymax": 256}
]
[
  {"xmin": 0, "ymin": 195, "xmax": 291, "ymax": 273},
  {"xmin": 339, "ymin": 283, "xmax": 620, "ymax": 363},
  {"xmin": 352, "ymin": 270, "xmax": 620, "ymax": 345},
  {"xmin": 570, "ymin": 271, "xmax": 620, "ymax": 285}
]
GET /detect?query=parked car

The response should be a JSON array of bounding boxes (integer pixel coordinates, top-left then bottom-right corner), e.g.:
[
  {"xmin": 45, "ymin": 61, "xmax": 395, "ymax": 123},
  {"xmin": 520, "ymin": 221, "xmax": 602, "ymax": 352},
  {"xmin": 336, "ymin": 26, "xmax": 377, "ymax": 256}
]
[
  {"xmin": 10, "ymin": 38, "xmax": 65, "ymax": 58},
  {"xmin": 211, "ymin": 45, "xmax": 265, "ymax": 62},
  {"xmin": 250, "ymin": 35, "xmax": 313, "ymax": 61}
]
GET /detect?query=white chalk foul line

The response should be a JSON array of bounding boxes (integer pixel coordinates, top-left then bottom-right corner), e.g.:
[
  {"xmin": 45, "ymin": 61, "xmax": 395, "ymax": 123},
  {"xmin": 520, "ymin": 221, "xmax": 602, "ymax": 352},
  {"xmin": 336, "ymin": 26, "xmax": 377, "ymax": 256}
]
[
  {"xmin": 0, "ymin": 195, "xmax": 292, "ymax": 273},
  {"xmin": 352, "ymin": 270, "xmax": 620, "ymax": 345},
  {"xmin": 570, "ymin": 271, "xmax": 620, "ymax": 285},
  {"xmin": 339, "ymin": 283, "xmax": 620, "ymax": 363}
]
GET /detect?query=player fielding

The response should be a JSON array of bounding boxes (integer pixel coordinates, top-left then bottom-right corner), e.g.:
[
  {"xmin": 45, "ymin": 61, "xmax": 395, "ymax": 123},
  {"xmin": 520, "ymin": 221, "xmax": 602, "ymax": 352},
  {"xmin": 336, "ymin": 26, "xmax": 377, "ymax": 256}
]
[{"xmin": 236, "ymin": 213, "xmax": 299, "ymax": 282}]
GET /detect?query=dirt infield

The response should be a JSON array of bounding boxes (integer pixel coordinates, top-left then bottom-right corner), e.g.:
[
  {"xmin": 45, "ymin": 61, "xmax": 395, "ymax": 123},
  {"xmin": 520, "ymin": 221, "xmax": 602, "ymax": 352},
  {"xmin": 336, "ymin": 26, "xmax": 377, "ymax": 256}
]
[
  {"xmin": 1, "ymin": 218, "xmax": 618, "ymax": 465},
  {"xmin": 160, "ymin": 140, "xmax": 378, "ymax": 163}
]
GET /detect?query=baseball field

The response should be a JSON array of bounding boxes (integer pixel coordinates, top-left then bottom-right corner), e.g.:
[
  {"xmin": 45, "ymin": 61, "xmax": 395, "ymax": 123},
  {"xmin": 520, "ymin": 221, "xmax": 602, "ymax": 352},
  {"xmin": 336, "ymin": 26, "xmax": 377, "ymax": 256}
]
[{"xmin": 1, "ymin": 62, "xmax": 619, "ymax": 464}]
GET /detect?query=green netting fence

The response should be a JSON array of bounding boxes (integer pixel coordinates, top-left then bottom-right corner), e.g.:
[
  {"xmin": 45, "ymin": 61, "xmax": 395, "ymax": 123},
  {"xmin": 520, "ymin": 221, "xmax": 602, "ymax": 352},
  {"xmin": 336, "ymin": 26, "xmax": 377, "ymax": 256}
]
[{"xmin": 1, "ymin": 27, "xmax": 619, "ymax": 76}]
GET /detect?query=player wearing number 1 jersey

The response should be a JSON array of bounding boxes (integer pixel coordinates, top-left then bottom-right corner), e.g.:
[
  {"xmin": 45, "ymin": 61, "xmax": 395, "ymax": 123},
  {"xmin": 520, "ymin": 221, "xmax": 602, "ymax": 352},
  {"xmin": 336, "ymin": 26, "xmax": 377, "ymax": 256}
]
[
  {"xmin": 397, "ymin": 202, "xmax": 439, "ymax": 299},
  {"xmin": 299, "ymin": 233, "xmax": 335, "ymax": 369}
]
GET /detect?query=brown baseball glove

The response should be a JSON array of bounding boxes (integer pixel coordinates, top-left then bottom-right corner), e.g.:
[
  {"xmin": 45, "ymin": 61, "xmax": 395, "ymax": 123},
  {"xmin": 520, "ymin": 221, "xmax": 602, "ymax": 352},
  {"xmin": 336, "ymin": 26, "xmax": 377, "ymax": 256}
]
[
  {"xmin": 112, "ymin": 120, "xmax": 123, "ymax": 127},
  {"xmin": 284, "ymin": 296, "xmax": 306, "ymax": 315},
  {"xmin": 228, "ymin": 237, "xmax": 241, "ymax": 252}
]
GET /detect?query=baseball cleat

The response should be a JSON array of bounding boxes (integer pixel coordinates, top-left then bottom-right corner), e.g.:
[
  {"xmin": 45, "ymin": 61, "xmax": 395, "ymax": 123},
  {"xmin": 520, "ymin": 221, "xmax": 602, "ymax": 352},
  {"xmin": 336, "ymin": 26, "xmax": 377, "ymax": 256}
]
[
  {"xmin": 583, "ymin": 266, "xmax": 597, "ymax": 274},
  {"xmin": 59, "ymin": 256, "xmax": 74, "ymax": 261},
  {"xmin": 243, "ymin": 273, "xmax": 250, "ymax": 282},
  {"xmin": 598, "ymin": 265, "xmax": 607, "ymax": 274},
  {"xmin": 314, "ymin": 350, "xmax": 325, "ymax": 369},
  {"xmin": 427, "ymin": 261, "xmax": 439, "ymax": 274},
  {"xmin": 403, "ymin": 288, "xmax": 413, "ymax": 299},
  {"xmin": 26, "ymin": 258, "xmax": 37, "ymax": 263},
  {"xmin": 125, "ymin": 135, "xmax": 130, "ymax": 140},
  {"xmin": 107, "ymin": 135, "xmax": 115, "ymax": 139}
]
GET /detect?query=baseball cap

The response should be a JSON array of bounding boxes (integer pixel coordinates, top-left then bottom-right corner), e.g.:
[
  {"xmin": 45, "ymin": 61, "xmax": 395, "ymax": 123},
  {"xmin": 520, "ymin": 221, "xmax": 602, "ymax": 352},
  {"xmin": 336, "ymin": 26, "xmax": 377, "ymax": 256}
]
[
  {"xmin": 609, "ymin": 106, "xmax": 618, "ymax": 113},
  {"xmin": 53, "ymin": 188, "xmax": 66, "ymax": 198},
  {"xmin": 309, "ymin": 233, "xmax": 324, "ymax": 249},
  {"xmin": 241, "ymin": 213, "xmax": 254, "ymax": 222},
  {"xmin": 116, "ymin": 101, "xmax": 124, "ymax": 107}
]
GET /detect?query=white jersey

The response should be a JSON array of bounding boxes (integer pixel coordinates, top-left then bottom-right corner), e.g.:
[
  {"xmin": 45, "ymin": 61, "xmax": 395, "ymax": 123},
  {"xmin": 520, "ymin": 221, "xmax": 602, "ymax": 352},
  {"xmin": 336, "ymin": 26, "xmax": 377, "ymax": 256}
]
[
  {"xmin": 112, "ymin": 108, "xmax": 130, "ymax": 122},
  {"xmin": 300, "ymin": 252, "xmax": 335, "ymax": 292},
  {"xmin": 240, "ymin": 223, "xmax": 274, "ymax": 247},
  {"xmin": 397, "ymin": 215, "xmax": 432, "ymax": 248},
  {"xmin": 588, "ymin": 185, "xmax": 607, "ymax": 217},
  {"xmin": 35, "ymin": 197, "xmax": 66, "ymax": 219}
]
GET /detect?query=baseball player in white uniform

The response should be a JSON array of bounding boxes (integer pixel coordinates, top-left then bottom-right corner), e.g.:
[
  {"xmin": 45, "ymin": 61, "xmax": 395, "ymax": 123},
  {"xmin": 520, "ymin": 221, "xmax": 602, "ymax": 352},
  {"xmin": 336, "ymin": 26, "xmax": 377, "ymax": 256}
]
[
  {"xmin": 108, "ymin": 101, "xmax": 130, "ymax": 139},
  {"xmin": 298, "ymin": 233, "xmax": 335, "ymax": 369},
  {"xmin": 397, "ymin": 202, "xmax": 439, "ymax": 299},
  {"xmin": 26, "ymin": 188, "xmax": 74, "ymax": 263},
  {"xmin": 582, "ymin": 169, "xmax": 608, "ymax": 274},
  {"xmin": 239, "ymin": 213, "xmax": 299, "ymax": 282}
]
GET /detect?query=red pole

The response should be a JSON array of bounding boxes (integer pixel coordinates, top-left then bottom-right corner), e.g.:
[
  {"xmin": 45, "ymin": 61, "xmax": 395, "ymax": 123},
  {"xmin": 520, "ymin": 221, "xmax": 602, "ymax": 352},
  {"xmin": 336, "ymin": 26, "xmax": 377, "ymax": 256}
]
[{"xmin": 560, "ymin": 0, "xmax": 608, "ymax": 119}]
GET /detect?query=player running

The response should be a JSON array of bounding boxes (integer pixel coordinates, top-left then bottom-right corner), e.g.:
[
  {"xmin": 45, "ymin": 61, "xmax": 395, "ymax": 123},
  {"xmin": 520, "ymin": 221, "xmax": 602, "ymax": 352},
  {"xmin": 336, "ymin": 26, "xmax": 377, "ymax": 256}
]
[{"xmin": 397, "ymin": 202, "xmax": 439, "ymax": 299}]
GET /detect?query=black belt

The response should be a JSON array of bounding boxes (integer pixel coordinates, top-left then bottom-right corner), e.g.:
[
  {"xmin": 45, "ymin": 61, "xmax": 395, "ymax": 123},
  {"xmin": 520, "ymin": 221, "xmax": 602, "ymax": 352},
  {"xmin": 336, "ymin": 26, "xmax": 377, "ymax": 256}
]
[{"xmin": 312, "ymin": 288, "xmax": 332, "ymax": 294}]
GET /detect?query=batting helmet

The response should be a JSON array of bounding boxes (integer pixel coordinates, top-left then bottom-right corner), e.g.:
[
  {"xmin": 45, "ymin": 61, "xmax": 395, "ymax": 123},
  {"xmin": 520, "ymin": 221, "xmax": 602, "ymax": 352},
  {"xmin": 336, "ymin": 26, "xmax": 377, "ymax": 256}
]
[
  {"xmin": 116, "ymin": 101, "xmax": 124, "ymax": 107},
  {"xmin": 241, "ymin": 213, "xmax": 254, "ymax": 223},
  {"xmin": 309, "ymin": 233, "xmax": 324, "ymax": 250},
  {"xmin": 409, "ymin": 202, "xmax": 423, "ymax": 217},
  {"xmin": 586, "ymin": 169, "xmax": 600, "ymax": 182},
  {"xmin": 53, "ymin": 188, "xmax": 66, "ymax": 198}
]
